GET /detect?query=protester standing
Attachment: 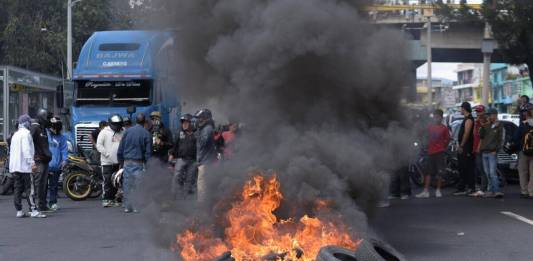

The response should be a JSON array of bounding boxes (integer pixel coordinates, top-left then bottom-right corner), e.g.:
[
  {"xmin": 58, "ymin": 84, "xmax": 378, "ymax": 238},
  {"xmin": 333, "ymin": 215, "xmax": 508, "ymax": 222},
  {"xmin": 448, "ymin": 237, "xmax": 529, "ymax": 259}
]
[
  {"xmin": 47, "ymin": 117, "xmax": 68, "ymax": 210},
  {"xmin": 10, "ymin": 115, "xmax": 45, "ymax": 218},
  {"xmin": 514, "ymin": 104, "xmax": 533, "ymax": 198},
  {"xmin": 222, "ymin": 122, "xmax": 239, "ymax": 159},
  {"xmin": 117, "ymin": 113, "xmax": 152, "ymax": 213},
  {"xmin": 96, "ymin": 114, "xmax": 124, "ymax": 207},
  {"xmin": 195, "ymin": 109, "xmax": 216, "ymax": 202},
  {"xmin": 416, "ymin": 109, "xmax": 450, "ymax": 198},
  {"xmin": 454, "ymin": 102, "xmax": 476, "ymax": 195},
  {"xmin": 469, "ymin": 105, "xmax": 488, "ymax": 197},
  {"xmin": 30, "ymin": 109, "xmax": 53, "ymax": 212},
  {"xmin": 479, "ymin": 108, "xmax": 504, "ymax": 198},
  {"xmin": 149, "ymin": 111, "xmax": 173, "ymax": 163},
  {"xmin": 169, "ymin": 114, "xmax": 197, "ymax": 198}
]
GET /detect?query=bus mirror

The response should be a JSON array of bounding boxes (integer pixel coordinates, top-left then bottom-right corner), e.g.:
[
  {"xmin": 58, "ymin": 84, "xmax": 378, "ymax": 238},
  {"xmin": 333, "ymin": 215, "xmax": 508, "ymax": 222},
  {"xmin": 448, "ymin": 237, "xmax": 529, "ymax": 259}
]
[
  {"xmin": 127, "ymin": 106, "xmax": 136, "ymax": 114},
  {"xmin": 56, "ymin": 84, "xmax": 64, "ymax": 108},
  {"xmin": 60, "ymin": 108, "xmax": 70, "ymax": 115}
]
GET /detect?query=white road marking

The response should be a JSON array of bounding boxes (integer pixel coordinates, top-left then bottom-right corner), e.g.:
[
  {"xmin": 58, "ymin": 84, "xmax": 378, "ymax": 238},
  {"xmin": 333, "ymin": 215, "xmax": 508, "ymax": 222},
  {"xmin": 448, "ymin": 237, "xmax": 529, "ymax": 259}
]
[{"xmin": 501, "ymin": 211, "xmax": 533, "ymax": 226}]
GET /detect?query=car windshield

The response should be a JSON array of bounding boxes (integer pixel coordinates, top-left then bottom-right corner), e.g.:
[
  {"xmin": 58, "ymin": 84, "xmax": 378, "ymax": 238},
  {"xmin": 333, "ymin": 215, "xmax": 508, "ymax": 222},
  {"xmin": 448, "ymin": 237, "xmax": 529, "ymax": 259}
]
[{"xmin": 74, "ymin": 80, "xmax": 152, "ymax": 106}]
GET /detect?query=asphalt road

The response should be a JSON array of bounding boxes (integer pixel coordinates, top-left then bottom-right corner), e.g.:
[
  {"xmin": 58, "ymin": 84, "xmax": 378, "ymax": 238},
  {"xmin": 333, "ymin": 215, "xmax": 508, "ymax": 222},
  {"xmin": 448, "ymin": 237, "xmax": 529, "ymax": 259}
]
[
  {"xmin": 1, "ymin": 186, "xmax": 533, "ymax": 261},
  {"xmin": 372, "ymin": 185, "xmax": 533, "ymax": 261}
]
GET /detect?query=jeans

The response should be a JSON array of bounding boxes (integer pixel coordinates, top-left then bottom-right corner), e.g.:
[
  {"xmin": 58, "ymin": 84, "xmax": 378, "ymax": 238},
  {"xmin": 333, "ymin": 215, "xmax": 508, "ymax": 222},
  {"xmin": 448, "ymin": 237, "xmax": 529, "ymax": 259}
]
[
  {"xmin": 475, "ymin": 153, "xmax": 488, "ymax": 191},
  {"xmin": 48, "ymin": 170, "xmax": 61, "ymax": 205},
  {"xmin": 34, "ymin": 162, "xmax": 49, "ymax": 210},
  {"xmin": 390, "ymin": 166, "xmax": 411, "ymax": 196},
  {"xmin": 172, "ymin": 159, "xmax": 198, "ymax": 200},
  {"xmin": 517, "ymin": 152, "xmax": 533, "ymax": 196},
  {"xmin": 123, "ymin": 162, "xmax": 144, "ymax": 210},
  {"xmin": 482, "ymin": 152, "xmax": 500, "ymax": 193}
]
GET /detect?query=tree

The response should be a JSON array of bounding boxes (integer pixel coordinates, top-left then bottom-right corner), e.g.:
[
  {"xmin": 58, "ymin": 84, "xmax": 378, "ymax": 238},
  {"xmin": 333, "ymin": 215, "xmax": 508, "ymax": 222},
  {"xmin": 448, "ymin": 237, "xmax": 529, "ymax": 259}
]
[
  {"xmin": 436, "ymin": 0, "xmax": 533, "ymax": 84},
  {"xmin": 0, "ymin": 0, "xmax": 132, "ymax": 77}
]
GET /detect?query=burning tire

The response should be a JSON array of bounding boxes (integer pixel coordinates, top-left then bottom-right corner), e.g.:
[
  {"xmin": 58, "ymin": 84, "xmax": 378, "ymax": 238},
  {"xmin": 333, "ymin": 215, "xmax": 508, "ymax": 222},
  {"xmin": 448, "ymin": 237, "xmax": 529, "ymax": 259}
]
[{"xmin": 316, "ymin": 238, "xmax": 404, "ymax": 261}]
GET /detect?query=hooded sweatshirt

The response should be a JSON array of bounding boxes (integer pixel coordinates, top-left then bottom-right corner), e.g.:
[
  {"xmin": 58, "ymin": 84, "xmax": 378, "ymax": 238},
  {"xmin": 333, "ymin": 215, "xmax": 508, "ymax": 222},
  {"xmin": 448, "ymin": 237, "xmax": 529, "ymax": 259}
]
[
  {"xmin": 47, "ymin": 129, "xmax": 68, "ymax": 172},
  {"xmin": 96, "ymin": 126, "xmax": 123, "ymax": 165},
  {"xmin": 10, "ymin": 127, "xmax": 35, "ymax": 173}
]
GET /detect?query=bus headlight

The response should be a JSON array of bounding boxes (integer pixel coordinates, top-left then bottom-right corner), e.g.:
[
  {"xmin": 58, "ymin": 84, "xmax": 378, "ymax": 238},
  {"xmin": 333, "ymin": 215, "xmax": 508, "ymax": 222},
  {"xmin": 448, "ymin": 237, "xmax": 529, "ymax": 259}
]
[{"xmin": 67, "ymin": 140, "xmax": 74, "ymax": 153}]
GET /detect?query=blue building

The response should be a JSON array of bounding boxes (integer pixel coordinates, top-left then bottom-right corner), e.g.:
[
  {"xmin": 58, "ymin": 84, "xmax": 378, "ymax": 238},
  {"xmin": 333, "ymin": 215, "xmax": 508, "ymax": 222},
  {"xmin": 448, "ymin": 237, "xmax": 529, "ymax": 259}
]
[{"xmin": 491, "ymin": 64, "xmax": 532, "ymax": 113}]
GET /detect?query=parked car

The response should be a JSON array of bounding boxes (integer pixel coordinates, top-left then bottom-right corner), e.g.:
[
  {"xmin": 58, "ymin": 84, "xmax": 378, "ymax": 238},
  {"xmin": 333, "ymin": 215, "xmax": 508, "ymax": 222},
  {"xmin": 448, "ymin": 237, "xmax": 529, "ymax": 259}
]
[{"xmin": 498, "ymin": 114, "xmax": 520, "ymax": 127}]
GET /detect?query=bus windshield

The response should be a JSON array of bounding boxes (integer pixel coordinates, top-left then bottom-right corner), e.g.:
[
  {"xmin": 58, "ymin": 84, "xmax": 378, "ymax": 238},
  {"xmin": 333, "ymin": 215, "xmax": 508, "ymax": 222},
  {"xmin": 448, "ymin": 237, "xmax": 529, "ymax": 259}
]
[{"xmin": 74, "ymin": 80, "xmax": 152, "ymax": 106}]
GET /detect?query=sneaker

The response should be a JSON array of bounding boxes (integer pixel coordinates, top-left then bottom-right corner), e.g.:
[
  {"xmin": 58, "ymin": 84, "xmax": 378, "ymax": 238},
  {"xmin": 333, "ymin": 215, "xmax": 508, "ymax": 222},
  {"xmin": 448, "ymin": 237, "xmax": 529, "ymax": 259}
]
[
  {"xmin": 468, "ymin": 190, "xmax": 484, "ymax": 197},
  {"xmin": 415, "ymin": 191, "xmax": 430, "ymax": 198},
  {"xmin": 30, "ymin": 210, "xmax": 47, "ymax": 218},
  {"xmin": 483, "ymin": 192, "xmax": 495, "ymax": 198},
  {"xmin": 453, "ymin": 190, "xmax": 467, "ymax": 196},
  {"xmin": 40, "ymin": 207, "xmax": 54, "ymax": 213},
  {"xmin": 387, "ymin": 195, "xmax": 400, "ymax": 200},
  {"xmin": 49, "ymin": 204, "xmax": 60, "ymax": 211},
  {"xmin": 520, "ymin": 193, "xmax": 529, "ymax": 198},
  {"xmin": 435, "ymin": 190, "xmax": 443, "ymax": 198},
  {"xmin": 102, "ymin": 200, "xmax": 112, "ymax": 208},
  {"xmin": 112, "ymin": 201, "xmax": 122, "ymax": 207},
  {"xmin": 494, "ymin": 192, "xmax": 504, "ymax": 198},
  {"xmin": 400, "ymin": 195, "xmax": 410, "ymax": 200},
  {"xmin": 124, "ymin": 208, "xmax": 132, "ymax": 213},
  {"xmin": 16, "ymin": 211, "xmax": 27, "ymax": 218}
]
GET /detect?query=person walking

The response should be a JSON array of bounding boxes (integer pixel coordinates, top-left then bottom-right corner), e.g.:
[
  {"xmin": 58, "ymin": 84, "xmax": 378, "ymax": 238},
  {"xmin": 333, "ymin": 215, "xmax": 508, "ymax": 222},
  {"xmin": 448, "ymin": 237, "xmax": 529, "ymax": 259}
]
[
  {"xmin": 117, "ymin": 113, "xmax": 152, "ymax": 213},
  {"xmin": 416, "ymin": 109, "xmax": 450, "ymax": 198},
  {"xmin": 10, "ymin": 115, "xmax": 45, "ymax": 218},
  {"xmin": 514, "ymin": 104, "xmax": 533, "ymax": 198},
  {"xmin": 47, "ymin": 117, "xmax": 68, "ymax": 210},
  {"xmin": 454, "ymin": 102, "xmax": 476, "ymax": 196},
  {"xmin": 96, "ymin": 114, "xmax": 124, "ymax": 207},
  {"xmin": 194, "ymin": 109, "xmax": 217, "ymax": 202},
  {"xmin": 169, "ymin": 114, "xmax": 197, "ymax": 199},
  {"xmin": 30, "ymin": 109, "xmax": 53, "ymax": 212},
  {"xmin": 479, "ymin": 108, "xmax": 504, "ymax": 198}
]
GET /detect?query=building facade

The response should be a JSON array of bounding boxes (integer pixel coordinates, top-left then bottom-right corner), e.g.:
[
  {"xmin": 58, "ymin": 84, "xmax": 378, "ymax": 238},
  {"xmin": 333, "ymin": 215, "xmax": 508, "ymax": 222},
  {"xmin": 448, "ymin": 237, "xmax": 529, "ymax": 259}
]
[
  {"xmin": 416, "ymin": 77, "xmax": 455, "ymax": 109},
  {"xmin": 490, "ymin": 64, "xmax": 532, "ymax": 113},
  {"xmin": 452, "ymin": 63, "xmax": 483, "ymax": 107}
]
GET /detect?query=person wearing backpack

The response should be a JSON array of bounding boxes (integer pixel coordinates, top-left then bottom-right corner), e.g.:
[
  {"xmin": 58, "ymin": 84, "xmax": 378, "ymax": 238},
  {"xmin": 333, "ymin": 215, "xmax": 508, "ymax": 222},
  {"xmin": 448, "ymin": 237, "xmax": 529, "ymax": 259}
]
[
  {"xmin": 514, "ymin": 103, "xmax": 533, "ymax": 198},
  {"xmin": 479, "ymin": 108, "xmax": 504, "ymax": 198}
]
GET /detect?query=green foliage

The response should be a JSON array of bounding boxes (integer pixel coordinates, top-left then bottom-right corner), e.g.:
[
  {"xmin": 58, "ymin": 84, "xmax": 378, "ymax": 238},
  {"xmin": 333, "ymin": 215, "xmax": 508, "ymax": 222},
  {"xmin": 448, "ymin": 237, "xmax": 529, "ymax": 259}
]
[{"xmin": 0, "ymin": 0, "xmax": 133, "ymax": 77}]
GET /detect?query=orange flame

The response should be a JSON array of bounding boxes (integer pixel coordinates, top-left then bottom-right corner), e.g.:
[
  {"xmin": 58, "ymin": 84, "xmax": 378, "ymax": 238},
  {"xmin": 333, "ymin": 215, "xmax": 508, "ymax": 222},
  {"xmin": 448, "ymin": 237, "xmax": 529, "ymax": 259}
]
[{"xmin": 175, "ymin": 172, "xmax": 360, "ymax": 261}]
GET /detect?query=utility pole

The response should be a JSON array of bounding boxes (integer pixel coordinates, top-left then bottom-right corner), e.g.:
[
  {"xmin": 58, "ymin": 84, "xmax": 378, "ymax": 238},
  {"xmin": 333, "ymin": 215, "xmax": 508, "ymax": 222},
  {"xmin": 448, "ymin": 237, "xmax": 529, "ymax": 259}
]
[
  {"xmin": 67, "ymin": 0, "xmax": 83, "ymax": 80},
  {"xmin": 424, "ymin": 9, "xmax": 433, "ymax": 108},
  {"xmin": 481, "ymin": 22, "xmax": 495, "ymax": 107}
]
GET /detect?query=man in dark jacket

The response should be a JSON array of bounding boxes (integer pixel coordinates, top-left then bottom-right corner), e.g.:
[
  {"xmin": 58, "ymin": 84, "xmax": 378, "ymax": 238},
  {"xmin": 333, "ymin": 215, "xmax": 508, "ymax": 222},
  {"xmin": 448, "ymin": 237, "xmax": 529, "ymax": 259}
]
[
  {"xmin": 169, "ymin": 114, "xmax": 197, "ymax": 199},
  {"xmin": 117, "ymin": 113, "xmax": 152, "ymax": 213},
  {"xmin": 30, "ymin": 109, "xmax": 53, "ymax": 212},
  {"xmin": 149, "ymin": 111, "xmax": 173, "ymax": 163},
  {"xmin": 479, "ymin": 108, "xmax": 504, "ymax": 198},
  {"xmin": 194, "ymin": 109, "xmax": 216, "ymax": 202},
  {"xmin": 514, "ymin": 103, "xmax": 533, "ymax": 198}
]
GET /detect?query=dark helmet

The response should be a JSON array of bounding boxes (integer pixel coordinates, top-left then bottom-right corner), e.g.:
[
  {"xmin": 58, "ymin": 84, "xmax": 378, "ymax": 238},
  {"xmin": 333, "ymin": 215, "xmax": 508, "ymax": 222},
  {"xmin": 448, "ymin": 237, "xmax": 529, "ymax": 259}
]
[
  {"xmin": 36, "ymin": 108, "xmax": 52, "ymax": 127},
  {"xmin": 50, "ymin": 117, "xmax": 63, "ymax": 134},
  {"xmin": 180, "ymin": 113, "xmax": 193, "ymax": 122},
  {"xmin": 194, "ymin": 109, "xmax": 212, "ymax": 120},
  {"xmin": 123, "ymin": 116, "xmax": 132, "ymax": 126},
  {"xmin": 108, "ymin": 114, "xmax": 124, "ymax": 132}
]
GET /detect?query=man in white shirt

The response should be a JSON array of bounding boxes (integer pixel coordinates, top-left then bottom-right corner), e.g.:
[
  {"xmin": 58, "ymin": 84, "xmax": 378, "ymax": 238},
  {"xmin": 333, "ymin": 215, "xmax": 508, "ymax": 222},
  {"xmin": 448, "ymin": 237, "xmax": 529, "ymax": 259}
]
[
  {"xmin": 96, "ymin": 114, "xmax": 124, "ymax": 207},
  {"xmin": 10, "ymin": 115, "xmax": 46, "ymax": 218}
]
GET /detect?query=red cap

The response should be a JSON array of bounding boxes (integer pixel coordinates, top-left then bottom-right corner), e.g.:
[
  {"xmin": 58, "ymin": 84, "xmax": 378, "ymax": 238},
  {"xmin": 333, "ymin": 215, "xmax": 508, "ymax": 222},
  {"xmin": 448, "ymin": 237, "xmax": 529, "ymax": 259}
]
[{"xmin": 473, "ymin": 105, "xmax": 485, "ymax": 113}]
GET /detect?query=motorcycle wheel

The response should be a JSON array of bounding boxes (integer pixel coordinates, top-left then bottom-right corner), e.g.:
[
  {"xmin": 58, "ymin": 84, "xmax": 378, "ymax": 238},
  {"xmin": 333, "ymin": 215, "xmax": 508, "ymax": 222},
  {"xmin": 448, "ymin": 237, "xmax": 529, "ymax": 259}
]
[
  {"xmin": 63, "ymin": 171, "xmax": 92, "ymax": 201},
  {"xmin": 0, "ymin": 175, "xmax": 14, "ymax": 195},
  {"xmin": 409, "ymin": 169, "xmax": 424, "ymax": 187}
]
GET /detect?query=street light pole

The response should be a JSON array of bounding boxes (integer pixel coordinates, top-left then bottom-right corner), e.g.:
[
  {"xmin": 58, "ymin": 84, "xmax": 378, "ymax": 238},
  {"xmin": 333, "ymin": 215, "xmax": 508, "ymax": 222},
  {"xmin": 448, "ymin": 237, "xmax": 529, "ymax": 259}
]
[
  {"xmin": 426, "ymin": 16, "xmax": 433, "ymax": 108},
  {"xmin": 481, "ymin": 22, "xmax": 494, "ymax": 107},
  {"xmin": 67, "ymin": 0, "xmax": 83, "ymax": 80}
]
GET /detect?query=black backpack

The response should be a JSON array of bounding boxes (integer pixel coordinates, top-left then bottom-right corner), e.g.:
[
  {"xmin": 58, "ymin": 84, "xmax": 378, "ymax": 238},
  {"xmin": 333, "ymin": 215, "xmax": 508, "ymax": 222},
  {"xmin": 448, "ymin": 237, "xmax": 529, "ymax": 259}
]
[{"xmin": 523, "ymin": 128, "xmax": 533, "ymax": 156}]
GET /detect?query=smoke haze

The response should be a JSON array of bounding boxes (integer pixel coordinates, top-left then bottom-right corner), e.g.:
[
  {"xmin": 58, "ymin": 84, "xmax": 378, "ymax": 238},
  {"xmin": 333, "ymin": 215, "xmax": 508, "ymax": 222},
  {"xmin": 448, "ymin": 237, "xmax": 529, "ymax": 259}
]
[{"xmin": 132, "ymin": 0, "xmax": 415, "ymax": 256}]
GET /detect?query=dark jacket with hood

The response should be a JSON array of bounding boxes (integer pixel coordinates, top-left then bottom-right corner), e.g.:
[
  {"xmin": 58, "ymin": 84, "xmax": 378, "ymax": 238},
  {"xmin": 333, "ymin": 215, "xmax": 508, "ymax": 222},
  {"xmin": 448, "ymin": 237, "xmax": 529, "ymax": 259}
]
[
  {"xmin": 172, "ymin": 129, "xmax": 196, "ymax": 161},
  {"xmin": 196, "ymin": 120, "xmax": 216, "ymax": 164},
  {"xmin": 30, "ymin": 122, "xmax": 51, "ymax": 163}
]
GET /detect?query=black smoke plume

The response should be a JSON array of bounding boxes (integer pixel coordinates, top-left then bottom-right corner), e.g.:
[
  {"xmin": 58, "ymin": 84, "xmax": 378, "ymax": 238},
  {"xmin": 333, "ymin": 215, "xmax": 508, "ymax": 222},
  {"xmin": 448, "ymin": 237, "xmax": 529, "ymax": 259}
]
[{"xmin": 132, "ymin": 0, "xmax": 415, "ymax": 255}]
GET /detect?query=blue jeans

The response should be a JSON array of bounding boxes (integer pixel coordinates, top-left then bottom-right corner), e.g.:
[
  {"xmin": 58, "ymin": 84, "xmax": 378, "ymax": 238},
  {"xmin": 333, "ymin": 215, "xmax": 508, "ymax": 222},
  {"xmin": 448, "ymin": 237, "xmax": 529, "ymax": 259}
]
[
  {"xmin": 48, "ymin": 170, "xmax": 61, "ymax": 205},
  {"xmin": 123, "ymin": 162, "xmax": 144, "ymax": 210},
  {"xmin": 482, "ymin": 152, "xmax": 500, "ymax": 193}
]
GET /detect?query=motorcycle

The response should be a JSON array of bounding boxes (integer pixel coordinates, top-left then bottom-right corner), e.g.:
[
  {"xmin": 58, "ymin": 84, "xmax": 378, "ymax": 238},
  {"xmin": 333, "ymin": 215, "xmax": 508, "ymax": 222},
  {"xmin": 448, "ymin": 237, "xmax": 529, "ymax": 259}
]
[
  {"xmin": 409, "ymin": 142, "xmax": 460, "ymax": 188},
  {"xmin": 0, "ymin": 158, "xmax": 14, "ymax": 195},
  {"xmin": 62, "ymin": 146, "xmax": 102, "ymax": 201}
]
